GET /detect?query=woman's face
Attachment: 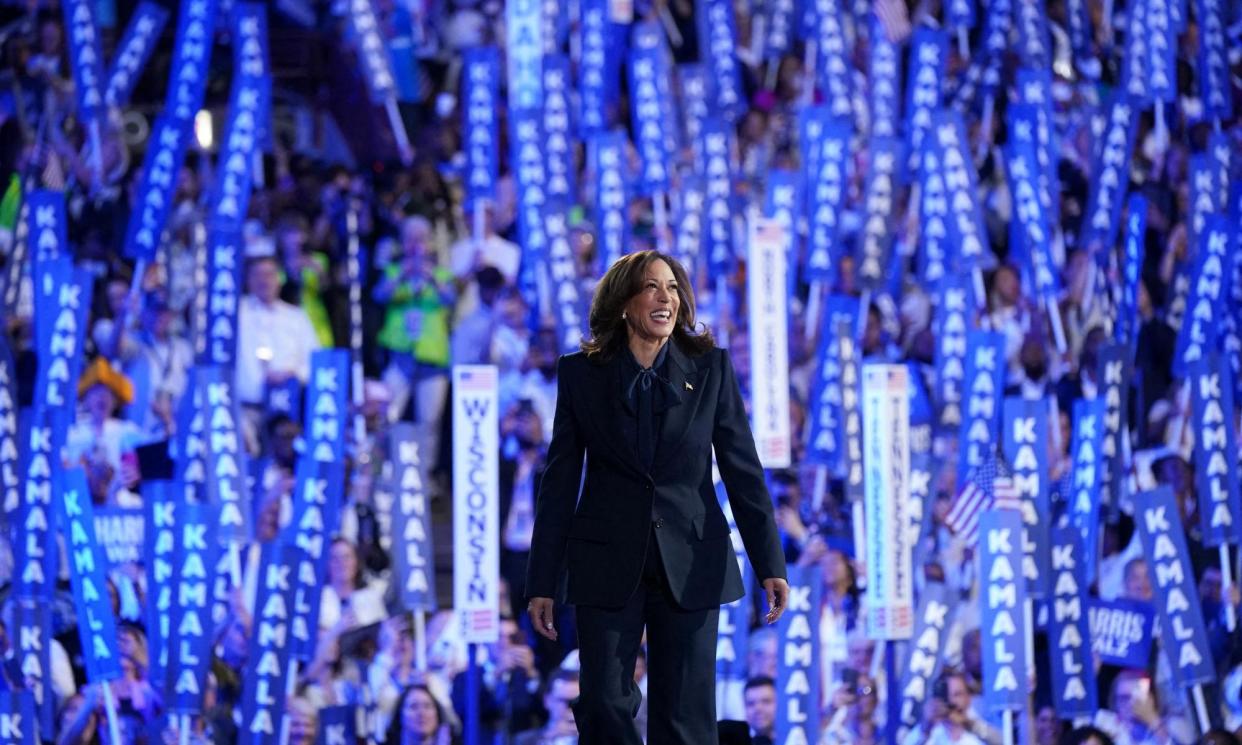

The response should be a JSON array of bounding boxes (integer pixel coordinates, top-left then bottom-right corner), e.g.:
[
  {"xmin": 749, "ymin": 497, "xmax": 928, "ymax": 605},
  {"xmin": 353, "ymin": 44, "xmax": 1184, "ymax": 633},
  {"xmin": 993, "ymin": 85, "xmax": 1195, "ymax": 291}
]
[
  {"xmin": 329, "ymin": 541, "xmax": 358, "ymax": 588},
  {"xmin": 402, "ymin": 689, "xmax": 440, "ymax": 737},
  {"xmin": 623, "ymin": 260, "xmax": 681, "ymax": 346}
]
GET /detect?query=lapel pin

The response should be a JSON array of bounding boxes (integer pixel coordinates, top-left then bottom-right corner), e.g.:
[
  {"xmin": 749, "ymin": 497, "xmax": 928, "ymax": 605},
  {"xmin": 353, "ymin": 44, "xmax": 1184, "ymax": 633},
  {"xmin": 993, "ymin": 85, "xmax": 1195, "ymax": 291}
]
[{"xmin": 685, "ymin": 382, "xmax": 694, "ymax": 391}]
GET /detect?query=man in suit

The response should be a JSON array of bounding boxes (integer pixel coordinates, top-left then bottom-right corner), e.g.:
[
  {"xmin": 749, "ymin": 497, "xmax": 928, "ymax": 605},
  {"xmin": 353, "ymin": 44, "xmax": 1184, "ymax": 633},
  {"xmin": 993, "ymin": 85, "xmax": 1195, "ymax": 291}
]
[{"xmin": 525, "ymin": 251, "xmax": 789, "ymax": 745}]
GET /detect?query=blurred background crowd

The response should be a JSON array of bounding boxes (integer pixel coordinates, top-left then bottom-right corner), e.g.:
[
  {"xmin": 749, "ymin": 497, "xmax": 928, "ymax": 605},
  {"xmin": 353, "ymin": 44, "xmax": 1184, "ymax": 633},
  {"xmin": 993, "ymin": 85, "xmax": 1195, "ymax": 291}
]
[{"xmin": 1, "ymin": 0, "xmax": 1242, "ymax": 743}]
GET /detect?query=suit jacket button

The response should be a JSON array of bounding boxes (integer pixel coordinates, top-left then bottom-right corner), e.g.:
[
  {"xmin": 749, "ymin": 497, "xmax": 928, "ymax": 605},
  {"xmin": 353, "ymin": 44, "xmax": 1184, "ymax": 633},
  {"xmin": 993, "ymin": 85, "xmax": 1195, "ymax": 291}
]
[{"xmin": 654, "ymin": 519, "xmax": 664, "ymax": 529}]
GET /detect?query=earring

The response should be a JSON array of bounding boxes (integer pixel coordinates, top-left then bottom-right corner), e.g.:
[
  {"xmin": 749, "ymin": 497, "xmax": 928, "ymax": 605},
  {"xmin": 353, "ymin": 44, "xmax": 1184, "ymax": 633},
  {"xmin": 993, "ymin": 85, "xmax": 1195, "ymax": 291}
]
[{"xmin": 622, "ymin": 311, "xmax": 627, "ymax": 319}]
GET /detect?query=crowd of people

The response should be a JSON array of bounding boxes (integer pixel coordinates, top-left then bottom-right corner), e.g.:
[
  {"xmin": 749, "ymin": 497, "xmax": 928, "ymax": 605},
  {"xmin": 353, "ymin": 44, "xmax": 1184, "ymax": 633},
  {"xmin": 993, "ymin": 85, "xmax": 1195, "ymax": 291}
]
[{"xmin": 0, "ymin": 0, "xmax": 1242, "ymax": 743}]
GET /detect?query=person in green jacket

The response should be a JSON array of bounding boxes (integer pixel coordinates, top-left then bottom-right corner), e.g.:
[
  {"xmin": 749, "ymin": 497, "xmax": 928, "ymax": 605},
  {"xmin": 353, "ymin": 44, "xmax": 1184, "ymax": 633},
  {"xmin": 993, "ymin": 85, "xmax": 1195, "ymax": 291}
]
[{"xmin": 376, "ymin": 215, "xmax": 457, "ymax": 432}]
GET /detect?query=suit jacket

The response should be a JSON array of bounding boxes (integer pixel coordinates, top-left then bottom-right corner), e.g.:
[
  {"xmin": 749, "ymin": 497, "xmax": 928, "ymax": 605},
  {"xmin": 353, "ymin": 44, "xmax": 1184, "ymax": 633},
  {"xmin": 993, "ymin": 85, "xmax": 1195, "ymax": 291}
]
[{"xmin": 525, "ymin": 340, "xmax": 787, "ymax": 610}]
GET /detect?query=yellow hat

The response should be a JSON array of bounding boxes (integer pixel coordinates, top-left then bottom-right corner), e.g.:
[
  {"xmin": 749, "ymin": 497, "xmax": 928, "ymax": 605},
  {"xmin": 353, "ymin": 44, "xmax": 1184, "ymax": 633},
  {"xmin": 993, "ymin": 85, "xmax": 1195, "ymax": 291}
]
[{"xmin": 78, "ymin": 357, "xmax": 135, "ymax": 406}]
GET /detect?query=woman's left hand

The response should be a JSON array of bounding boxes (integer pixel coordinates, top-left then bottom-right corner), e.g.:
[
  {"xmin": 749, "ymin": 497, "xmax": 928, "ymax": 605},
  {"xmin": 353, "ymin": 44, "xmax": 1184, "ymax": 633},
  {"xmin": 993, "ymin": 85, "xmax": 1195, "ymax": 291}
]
[{"xmin": 762, "ymin": 577, "xmax": 790, "ymax": 624}]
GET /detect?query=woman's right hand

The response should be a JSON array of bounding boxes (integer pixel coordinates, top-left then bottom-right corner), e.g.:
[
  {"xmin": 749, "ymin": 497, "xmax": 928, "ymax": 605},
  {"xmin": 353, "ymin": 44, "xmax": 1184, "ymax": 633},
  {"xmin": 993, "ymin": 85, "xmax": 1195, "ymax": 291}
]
[{"xmin": 527, "ymin": 597, "xmax": 558, "ymax": 641}]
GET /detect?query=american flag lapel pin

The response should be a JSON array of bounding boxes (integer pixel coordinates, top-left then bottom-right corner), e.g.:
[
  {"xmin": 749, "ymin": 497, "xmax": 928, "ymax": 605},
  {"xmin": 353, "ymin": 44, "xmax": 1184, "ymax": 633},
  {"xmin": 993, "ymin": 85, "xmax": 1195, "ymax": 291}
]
[{"xmin": 685, "ymin": 382, "xmax": 693, "ymax": 391}]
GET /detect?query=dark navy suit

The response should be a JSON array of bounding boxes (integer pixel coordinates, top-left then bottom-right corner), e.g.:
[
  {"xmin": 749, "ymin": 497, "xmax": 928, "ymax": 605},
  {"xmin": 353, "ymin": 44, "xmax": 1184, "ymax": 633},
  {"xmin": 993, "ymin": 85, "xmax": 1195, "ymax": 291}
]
[{"xmin": 525, "ymin": 340, "xmax": 786, "ymax": 744}]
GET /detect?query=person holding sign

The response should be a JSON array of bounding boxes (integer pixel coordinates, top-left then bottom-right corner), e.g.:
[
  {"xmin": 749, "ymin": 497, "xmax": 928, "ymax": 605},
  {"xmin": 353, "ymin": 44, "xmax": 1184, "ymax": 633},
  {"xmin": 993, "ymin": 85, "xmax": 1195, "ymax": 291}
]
[{"xmin": 525, "ymin": 250, "xmax": 789, "ymax": 745}]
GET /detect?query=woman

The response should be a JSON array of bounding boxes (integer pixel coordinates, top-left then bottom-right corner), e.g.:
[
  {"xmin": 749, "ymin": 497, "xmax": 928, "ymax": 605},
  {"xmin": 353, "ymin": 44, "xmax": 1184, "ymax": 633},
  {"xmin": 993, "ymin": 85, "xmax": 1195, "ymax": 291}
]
[
  {"xmin": 320, "ymin": 538, "xmax": 388, "ymax": 630},
  {"xmin": 525, "ymin": 251, "xmax": 789, "ymax": 744},
  {"xmin": 385, "ymin": 685, "xmax": 453, "ymax": 745}
]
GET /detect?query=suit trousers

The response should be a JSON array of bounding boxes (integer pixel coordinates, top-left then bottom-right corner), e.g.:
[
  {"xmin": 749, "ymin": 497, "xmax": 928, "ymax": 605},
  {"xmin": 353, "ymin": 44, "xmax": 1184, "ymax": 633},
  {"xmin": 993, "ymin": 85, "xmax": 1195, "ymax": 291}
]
[{"xmin": 572, "ymin": 523, "xmax": 720, "ymax": 745}]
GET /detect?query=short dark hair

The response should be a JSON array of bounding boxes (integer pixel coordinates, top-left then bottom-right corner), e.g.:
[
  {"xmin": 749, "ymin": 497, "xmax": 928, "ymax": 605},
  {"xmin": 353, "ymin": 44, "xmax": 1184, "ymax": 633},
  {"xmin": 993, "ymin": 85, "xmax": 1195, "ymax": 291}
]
[
  {"xmin": 744, "ymin": 676, "xmax": 776, "ymax": 694},
  {"xmin": 542, "ymin": 668, "xmax": 580, "ymax": 697}
]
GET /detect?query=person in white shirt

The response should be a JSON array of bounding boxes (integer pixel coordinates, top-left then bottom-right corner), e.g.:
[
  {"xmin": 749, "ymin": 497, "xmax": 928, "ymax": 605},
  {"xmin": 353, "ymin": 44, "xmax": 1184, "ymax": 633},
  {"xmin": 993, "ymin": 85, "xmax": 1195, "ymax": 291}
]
[
  {"xmin": 236, "ymin": 255, "xmax": 322, "ymax": 407},
  {"xmin": 449, "ymin": 204, "xmax": 521, "ymax": 318}
]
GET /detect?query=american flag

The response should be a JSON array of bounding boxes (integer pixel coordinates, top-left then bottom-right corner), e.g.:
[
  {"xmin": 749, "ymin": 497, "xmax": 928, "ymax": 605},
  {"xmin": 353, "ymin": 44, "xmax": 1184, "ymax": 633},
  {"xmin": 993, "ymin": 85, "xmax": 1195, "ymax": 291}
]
[
  {"xmin": 946, "ymin": 452, "xmax": 1020, "ymax": 546},
  {"xmin": 456, "ymin": 366, "xmax": 497, "ymax": 391}
]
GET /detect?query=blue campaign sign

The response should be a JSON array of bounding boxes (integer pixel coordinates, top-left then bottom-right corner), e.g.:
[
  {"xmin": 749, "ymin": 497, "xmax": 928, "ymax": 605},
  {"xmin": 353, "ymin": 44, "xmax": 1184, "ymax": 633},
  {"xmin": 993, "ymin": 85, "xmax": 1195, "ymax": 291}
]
[
  {"xmin": 629, "ymin": 23, "xmax": 672, "ymax": 195},
  {"xmin": 680, "ymin": 64, "xmax": 711, "ymax": 168},
  {"xmin": 8, "ymin": 602, "xmax": 53, "ymax": 738},
  {"xmin": 56, "ymin": 469, "xmax": 122, "ymax": 683},
  {"xmin": 199, "ymin": 227, "xmax": 243, "ymax": 367},
  {"xmin": 578, "ymin": 0, "xmax": 621, "ymax": 137},
  {"xmin": 716, "ymin": 562, "xmax": 752, "ymax": 681},
  {"xmin": 542, "ymin": 55, "xmax": 576, "ymax": 205},
  {"xmin": 165, "ymin": 0, "xmax": 219, "ymax": 123},
  {"xmin": 14, "ymin": 408, "xmax": 57, "ymax": 603},
  {"xmin": 0, "ymin": 692, "xmax": 36, "ymax": 745},
  {"xmin": 1195, "ymin": 0, "xmax": 1232, "ymax": 120},
  {"xmin": 1190, "ymin": 354, "xmax": 1242, "ymax": 546},
  {"xmin": 61, "ymin": 0, "xmax": 106, "ymax": 122},
  {"xmin": 928, "ymin": 110, "xmax": 994, "ymax": 272},
  {"xmin": 672, "ymin": 176, "xmax": 704, "ymax": 277},
  {"xmin": 264, "ymin": 375, "xmax": 302, "ymax": 417},
  {"xmin": 1121, "ymin": 0, "xmax": 1149, "ymax": 101},
  {"xmin": 123, "ymin": 115, "xmax": 192, "ymax": 260},
  {"xmin": 1015, "ymin": 0, "xmax": 1051, "ymax": 68},
  {"xmin": 390, "ymin": 424, "xmax": 437, "ymax": 611},
  {"xmin": 1134, "ymin": 487, "xmax": 1216, "ymax": 685},
  {"xmin": 201, "ymin": 368, "xmax": 251, "ymax": 542},
  {"xmin": 695, "ymin": 0, "xmax": 745, "ymax": 123},
  {"xmin": 591, "ymin": 130, "xmax": 630, "ymax": 273},
  {"xmin": 32, "ymin": 258, "xmax": 92, "ymax": 445},
  {"xmin": 511, "ymin": 104, "xmax": 548, "ymax": 305},
  {"xmin": 344, "ymin": 0, "xmax": 396, "ymax": 103},
  {"xmin": 165, "ymin": 503, "xmax": 222, "ymax": 713},
  {"xmin": 24, "ymin": 190, "xmax": 69, "ymax": 269},
  {"xmin": 304, "ymin": 350, "xmax": 350, "ymax": 464},
  {"xmin": 1173, "ymin": 214, "xmax": 1231, "ymax": 377},
  {"xmin": 978, "ymin": 509, "xmax": 1028, "ymax": 713},
  {"xmin": 806, "ymin": 297, "xmax": 859, "ymax": 472},
  {"xmin": 1068, "ymin": 398, "xmax": 1105, "ymax": 584},
  {"xmin": 807, "ymin": 0, "xmax": 851, "ymax": 120},
  {"xmin": 209, "ymin": 3, "xmax": 268, "ymax": 233},
  {"xmin": 1079, "ymin": 94, "xmax": 1138, "ymax": 255},
  {"xmin": 905, "ymin": 28, "xmax": 946, "ymax": 176},
  {"xmin": 774, "ymin": 564, "xmax": 822, "ymax": 744},
  {"xmin": 239, "ymin": 543, "xmax": 302, "ymax": 745},
  {"xmin": 838, "ymin": 317, "xmax": 864, "ymax": 503},
  {"xmin": 868, "ymin": 15, "xmax": 902, "ymax": 140},
  {"xmin": 1146, "ymin": 0, "xmax": 1176, "ymax": 102},
  {"xmin": 1003, "ymin": 140, "xmax": 1057, "ymax": 300},
  {"xmin": 93, "ymin": 507, "xmax": 145, "ymax": 568},
  {"xmin": 1117, "ymin": 193, "xmax": 1148, "ymax": 356},
  {"xmin": 1048, "ymin": 526, "xmax": 1099, "ymax": 719},
  {"xmin": 857, "ymin": 137, "xmax": 902, "ymax": 292},
  {"xmin": 957, "ymin": 331, "xmax": 1005, "ymax": 485},
  {"xmin": 462, "ymin": 46, "xmax": 500, "ymax": 209},
  {"xmin": 1088, "ymin": 597, "xmax": 1155, "ymax": 668},
  {"xmin": 173, "ymin": 369, "xmax": 210, "ymax": 502},
  {"xmin": 699, "ymin": 117, "xmax": 736, "ymax": 276},
  {"xmin": 764, "ymin": 0, "xmax": 797, "ymax": 59},
  {"xmin": 918, "ymin": 137, "xmax": 950, "ymax": 285},
  {"xmin": 104, "ymin": 2, "xmax": 169, "ymax": 108},
  {"xmin": 144, "ymin": 480, "xmax": 177, "ymax": 687},
  {"xmin": 983, "ymin": 0, "xmax": 1013, "ymax": 58},
  {"xmin": 803, "ymin": 110, "xmax": 849, "ymax": 285},
  {"xmin": 1095, "ymin": 344, "xmax": 1130, "ymax": 517},
  {"xmin": 0, "ymin": 338, "xmax": 18, "ymax": 526},
  {"xmin": 545, "ymin": 204, "xmax": 587, "ymax": 354},
  {"xmin": 1013, "ymin": 68, "xmax": 1060, "ymax": 228},
  {"xmin": 933, "ymin": 274, "xmax": 971, "ymax": 431},
  {"xmin": 898, "ymin": 583, "xmax": 956, "ymax": 731},
  {"xmin": 284, "ymin": 458, "xmax": 345, "ymax": 660},
  {"xmin": 317, "ymin": 706, "xmax": 357, "ymax": 745},
  {"xmin": 1002, "ymin": 398, "xmax": 1050, "ymax": 599}
]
